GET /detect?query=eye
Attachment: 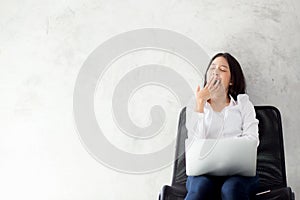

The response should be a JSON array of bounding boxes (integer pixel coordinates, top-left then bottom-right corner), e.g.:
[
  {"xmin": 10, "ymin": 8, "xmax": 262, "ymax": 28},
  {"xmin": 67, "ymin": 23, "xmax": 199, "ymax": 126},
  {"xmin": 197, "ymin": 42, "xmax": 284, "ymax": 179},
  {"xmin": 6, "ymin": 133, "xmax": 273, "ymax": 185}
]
[{"xmin": 220, "ymin": 67, "xmax": 227, "ymax": 71}]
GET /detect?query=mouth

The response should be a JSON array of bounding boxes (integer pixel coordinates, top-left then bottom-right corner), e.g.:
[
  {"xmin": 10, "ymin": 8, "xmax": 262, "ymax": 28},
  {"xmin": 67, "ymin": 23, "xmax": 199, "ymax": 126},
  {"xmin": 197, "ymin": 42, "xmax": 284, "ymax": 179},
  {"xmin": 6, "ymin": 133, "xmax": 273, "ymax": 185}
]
[{"xmin": 214, "ymin": 79, "xmax": 221, "ymax": 85}]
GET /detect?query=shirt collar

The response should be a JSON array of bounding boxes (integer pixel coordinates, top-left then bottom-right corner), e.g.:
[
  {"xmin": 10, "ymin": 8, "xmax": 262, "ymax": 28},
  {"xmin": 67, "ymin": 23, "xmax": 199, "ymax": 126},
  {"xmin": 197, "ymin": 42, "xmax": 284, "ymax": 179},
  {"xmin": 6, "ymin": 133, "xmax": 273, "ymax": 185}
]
[{"xmin": 229, "ymin": 94, "xmax": 237, "ymax": 106}]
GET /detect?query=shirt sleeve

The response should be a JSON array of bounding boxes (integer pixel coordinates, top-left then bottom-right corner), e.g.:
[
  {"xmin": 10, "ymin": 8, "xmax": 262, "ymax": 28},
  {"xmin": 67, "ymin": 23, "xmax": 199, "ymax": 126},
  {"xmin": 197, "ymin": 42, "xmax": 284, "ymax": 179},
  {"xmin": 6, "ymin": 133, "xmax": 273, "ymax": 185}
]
[
  {"xmin": 237, "ymin": 94, "xmax": 260, "ymax": 146},
  {"xmin": 185, "ymin": 96, "xmax": 206, "ymax": 140}
]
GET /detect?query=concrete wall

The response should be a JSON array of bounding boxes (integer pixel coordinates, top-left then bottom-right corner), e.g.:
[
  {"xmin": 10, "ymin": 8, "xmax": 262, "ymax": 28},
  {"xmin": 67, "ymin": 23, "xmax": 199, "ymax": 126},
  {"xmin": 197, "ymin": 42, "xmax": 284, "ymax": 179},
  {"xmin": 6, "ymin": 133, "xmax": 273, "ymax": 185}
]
[{"xmin": 1, "ymin": 0, "xmax": 299, "ymax": 199}]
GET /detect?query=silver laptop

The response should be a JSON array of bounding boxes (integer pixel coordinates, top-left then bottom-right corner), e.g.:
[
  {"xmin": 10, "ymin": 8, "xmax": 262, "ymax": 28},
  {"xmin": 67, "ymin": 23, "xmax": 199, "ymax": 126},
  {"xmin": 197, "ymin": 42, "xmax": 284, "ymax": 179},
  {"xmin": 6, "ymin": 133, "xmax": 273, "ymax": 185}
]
[{"xmin": 185, "ymin": 138, "xmax": 257, "ymax": 176}]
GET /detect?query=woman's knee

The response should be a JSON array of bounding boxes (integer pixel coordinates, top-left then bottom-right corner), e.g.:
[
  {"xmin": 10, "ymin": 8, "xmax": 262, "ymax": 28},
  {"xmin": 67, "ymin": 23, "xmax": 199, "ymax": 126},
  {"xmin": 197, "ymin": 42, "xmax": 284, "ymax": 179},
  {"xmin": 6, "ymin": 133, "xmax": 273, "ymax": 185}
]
[
  {"xmin": 186, "ymin": 175, "xmax": 214, "ymax": 193},
  {"xmin": 221, "ymin": 177, "xmax": 248, "ymax": 200},
  {"xmin": 185, "ymin": 176, "xmax": 216, "ymax": 200}
]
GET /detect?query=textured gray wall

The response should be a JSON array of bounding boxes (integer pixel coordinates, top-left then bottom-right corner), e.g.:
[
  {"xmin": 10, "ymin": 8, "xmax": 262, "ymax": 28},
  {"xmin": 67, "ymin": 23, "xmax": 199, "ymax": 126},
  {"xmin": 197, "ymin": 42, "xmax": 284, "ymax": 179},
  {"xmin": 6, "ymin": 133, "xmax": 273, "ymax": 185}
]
[{"xmin": 0, "ymin": 0, "xmax": 299, "ymax": 199}]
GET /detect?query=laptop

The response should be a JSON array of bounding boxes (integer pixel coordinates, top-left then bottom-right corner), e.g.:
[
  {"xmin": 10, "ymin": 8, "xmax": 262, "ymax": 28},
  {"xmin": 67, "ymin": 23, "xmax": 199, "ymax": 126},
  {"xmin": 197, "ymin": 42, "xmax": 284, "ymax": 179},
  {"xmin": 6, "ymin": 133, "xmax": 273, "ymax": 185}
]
[{"xmin": 185, "ymin": 137, "xmax": 257, "ymax": 177}]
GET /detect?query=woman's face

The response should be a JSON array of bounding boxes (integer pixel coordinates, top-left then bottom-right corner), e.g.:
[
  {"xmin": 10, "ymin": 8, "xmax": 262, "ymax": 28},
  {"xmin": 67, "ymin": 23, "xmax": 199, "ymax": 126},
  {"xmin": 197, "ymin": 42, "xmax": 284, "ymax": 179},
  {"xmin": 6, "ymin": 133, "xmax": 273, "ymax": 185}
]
[{"xmin": 207, "ymin": 56, "xmax": 231, "ymax": 91}]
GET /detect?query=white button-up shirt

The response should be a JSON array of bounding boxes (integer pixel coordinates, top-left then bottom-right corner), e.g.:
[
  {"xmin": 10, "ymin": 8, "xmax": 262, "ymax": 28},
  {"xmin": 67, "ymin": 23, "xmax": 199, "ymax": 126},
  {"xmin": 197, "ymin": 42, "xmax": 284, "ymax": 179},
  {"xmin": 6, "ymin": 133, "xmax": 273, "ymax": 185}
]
[{"xmin": 185, "ymin": 94, "xmax": 259, "ymax": 146}]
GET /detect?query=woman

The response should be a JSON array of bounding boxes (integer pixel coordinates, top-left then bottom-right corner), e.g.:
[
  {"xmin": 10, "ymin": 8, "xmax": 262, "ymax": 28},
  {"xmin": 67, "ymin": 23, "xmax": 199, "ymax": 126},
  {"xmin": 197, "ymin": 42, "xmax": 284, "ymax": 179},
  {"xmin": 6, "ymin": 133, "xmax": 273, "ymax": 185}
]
[{"xmin": 184, "ymin": 52, "xmax": 259, "ymax": 200}]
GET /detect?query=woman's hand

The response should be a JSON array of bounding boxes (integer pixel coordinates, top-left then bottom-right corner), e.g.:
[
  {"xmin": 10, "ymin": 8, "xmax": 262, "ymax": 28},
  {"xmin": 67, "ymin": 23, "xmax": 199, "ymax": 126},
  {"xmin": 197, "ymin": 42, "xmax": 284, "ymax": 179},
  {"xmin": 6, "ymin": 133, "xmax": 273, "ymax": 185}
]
[
  {"xmin": 195, "ymin": 76, "xmax": 214, "ymax": 112},
  {"xmin": 195, "ymin": 76, "xmax": 227, "ymax": 112},
  {"xmin": 196, "ymin": 85, "xmax": 210, "ymax": 104}
]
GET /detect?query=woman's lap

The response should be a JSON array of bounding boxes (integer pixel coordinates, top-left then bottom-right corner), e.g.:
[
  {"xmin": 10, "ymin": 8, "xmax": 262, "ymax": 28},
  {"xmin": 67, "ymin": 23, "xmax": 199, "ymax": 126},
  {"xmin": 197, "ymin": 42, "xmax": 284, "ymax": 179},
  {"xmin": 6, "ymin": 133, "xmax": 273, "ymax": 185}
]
[{"xmin": 185, "ymin": 174, "xmax": 259, "ymax": 200}]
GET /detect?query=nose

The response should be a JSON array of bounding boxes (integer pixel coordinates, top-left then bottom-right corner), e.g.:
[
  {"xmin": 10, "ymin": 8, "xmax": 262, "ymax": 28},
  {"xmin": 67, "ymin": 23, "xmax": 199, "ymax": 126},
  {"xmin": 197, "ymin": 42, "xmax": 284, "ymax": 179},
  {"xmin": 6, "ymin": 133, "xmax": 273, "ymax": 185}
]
[{"xmin": 212, "ymin": 67, "xmax": 220, "ymax": 76}]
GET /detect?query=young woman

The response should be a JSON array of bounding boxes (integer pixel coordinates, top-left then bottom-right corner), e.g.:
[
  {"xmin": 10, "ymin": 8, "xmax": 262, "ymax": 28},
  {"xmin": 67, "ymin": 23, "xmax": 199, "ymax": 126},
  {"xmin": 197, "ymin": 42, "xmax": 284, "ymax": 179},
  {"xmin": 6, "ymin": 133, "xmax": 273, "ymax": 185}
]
[{"xmin": 184, "ymin": 52, "xmax": 259, "ymax": 200}]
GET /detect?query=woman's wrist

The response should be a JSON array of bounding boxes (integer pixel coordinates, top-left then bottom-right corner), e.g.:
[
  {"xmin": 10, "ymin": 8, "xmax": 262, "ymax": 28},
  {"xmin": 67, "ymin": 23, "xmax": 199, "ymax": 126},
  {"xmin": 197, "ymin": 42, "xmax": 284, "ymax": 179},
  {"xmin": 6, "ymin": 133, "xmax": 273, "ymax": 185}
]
[{"xmin": 195, "ymin": 99, "xmax": 206, "ymax": 113}]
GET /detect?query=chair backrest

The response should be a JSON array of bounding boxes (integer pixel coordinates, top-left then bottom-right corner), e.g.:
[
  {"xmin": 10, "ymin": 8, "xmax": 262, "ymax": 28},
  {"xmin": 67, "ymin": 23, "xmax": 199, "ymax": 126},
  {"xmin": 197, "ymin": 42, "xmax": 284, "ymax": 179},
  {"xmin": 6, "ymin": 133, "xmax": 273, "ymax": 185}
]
[{"xmin": 171, "ymin": 106, "xmax": 288, "ymax": 193}]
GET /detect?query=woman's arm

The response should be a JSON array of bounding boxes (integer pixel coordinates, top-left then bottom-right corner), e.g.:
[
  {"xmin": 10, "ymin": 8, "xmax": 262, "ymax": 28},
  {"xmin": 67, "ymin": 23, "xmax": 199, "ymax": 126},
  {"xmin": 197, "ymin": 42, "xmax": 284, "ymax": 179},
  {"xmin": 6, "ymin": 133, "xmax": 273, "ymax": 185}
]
[
  {"xmin": 185, "ymin": 96, "xmax": 206, "ymax": 140},
  {"xmin": 238, "ymin": 94, "xmax": 260, "ymax": 146}
]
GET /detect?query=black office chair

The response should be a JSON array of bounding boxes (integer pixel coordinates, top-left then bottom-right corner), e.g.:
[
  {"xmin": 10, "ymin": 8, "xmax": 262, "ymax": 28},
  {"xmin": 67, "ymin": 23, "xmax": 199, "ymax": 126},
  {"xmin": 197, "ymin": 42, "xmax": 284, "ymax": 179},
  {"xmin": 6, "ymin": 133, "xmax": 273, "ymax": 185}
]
[{"xmin": 158, "ymin": 106, "xmax": 295, "ymax": 200}]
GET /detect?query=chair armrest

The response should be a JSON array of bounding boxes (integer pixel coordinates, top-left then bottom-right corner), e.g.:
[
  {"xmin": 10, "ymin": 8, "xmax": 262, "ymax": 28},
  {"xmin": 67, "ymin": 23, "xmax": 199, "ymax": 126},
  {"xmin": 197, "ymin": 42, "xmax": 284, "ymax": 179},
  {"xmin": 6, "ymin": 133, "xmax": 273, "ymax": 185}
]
[
  {"xmin": 159, "ymin": 185, "xmax": 187, "ymax": 200},
  {"xmin": 255, "ymin": 187, "xmax": 294, "ymax": 200}
]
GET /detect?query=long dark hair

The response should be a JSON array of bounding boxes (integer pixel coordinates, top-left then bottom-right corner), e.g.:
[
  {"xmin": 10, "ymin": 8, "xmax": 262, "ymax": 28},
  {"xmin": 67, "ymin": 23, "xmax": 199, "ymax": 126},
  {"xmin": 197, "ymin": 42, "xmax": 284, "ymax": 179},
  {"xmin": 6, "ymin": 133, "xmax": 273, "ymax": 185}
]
[{"xmin": 203, "ymin": 52, "xmax": 246, "ymax": 101}]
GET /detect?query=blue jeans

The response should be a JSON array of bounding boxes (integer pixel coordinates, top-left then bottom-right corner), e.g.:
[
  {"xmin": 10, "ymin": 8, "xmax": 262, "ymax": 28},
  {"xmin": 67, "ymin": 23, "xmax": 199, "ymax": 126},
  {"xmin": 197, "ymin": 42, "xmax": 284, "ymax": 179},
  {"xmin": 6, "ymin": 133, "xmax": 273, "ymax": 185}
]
[{"xmin": 184, "ymin": 174, "xmax": 259, "ymax": 200}]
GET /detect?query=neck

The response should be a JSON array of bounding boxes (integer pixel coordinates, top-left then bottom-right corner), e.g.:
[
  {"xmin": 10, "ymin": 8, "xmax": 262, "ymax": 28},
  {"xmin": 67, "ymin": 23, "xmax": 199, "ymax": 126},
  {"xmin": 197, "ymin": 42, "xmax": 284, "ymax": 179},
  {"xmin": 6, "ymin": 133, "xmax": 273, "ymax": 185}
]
[
  {"xmin": 208, "ymin": 95, "xmax": 231, "ymax": 110},
  {"xmin": 209, "ymin": 94, "xmax": 230, "ymax": 104}
]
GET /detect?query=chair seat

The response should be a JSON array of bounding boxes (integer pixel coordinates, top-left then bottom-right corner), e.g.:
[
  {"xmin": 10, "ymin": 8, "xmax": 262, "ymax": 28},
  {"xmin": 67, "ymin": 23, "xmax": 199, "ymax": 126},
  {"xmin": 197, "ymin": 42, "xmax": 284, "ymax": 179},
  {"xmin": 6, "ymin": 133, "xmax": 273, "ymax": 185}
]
[{"xmin": 159, "ymin": 184, "xmax": 294, "ymax": 200}]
